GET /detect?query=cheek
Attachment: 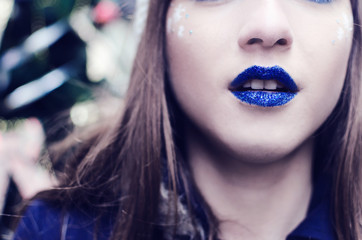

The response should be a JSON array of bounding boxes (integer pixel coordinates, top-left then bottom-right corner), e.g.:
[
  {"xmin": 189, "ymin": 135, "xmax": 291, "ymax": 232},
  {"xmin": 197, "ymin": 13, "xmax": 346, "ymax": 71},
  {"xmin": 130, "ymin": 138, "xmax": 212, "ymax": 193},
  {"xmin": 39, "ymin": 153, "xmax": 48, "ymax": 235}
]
[
  {"xmin": 296, "ymin": 9, "xmax": 353, "ymax": 93},
  {"xmin": 317, "ymin": 13, "xmax": 353, "ymax": 95},
  {"xmin": 303, "ymin": 26, "xmax": 352, "ymax": 131},
  {"xmin": 166, "ymin": 9, "xmax": 217, "ymax": 98}
]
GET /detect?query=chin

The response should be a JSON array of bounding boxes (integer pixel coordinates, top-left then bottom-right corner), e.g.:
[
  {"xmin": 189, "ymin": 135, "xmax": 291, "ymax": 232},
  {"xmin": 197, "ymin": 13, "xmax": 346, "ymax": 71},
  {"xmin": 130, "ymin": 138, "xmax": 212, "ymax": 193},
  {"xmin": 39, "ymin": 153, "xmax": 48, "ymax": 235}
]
[
  {"xmin": 236, "ymin": 148, "xmax": 294, "ymax": 164},
  {"xmin": 227, "ymin": 136, "xmax": 312, "ymax": 164}
]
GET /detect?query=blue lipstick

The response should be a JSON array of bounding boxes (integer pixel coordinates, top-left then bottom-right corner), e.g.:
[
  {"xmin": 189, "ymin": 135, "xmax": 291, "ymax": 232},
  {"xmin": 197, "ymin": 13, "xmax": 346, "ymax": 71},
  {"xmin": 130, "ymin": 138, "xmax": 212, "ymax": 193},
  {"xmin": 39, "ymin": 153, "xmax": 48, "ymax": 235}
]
[{"xmin": 229, "ymin": 66, "xmax": 298, "ymax": 107}]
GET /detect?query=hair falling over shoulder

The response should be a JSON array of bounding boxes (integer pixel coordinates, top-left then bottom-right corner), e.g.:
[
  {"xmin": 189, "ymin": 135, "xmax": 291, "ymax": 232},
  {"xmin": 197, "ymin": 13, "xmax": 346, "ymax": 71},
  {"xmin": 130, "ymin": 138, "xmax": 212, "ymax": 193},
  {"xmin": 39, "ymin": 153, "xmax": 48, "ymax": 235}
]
[
  {"xmin": 34, "ymin": 1, "xmax": 180, "ymax": 239},
  {"xmin": 314, "ymin": 0, "xmax": 362, "ymax": 239},
  {"xmin": 25, "ymin": 0, "xmax": 362, "ymax": 239}
]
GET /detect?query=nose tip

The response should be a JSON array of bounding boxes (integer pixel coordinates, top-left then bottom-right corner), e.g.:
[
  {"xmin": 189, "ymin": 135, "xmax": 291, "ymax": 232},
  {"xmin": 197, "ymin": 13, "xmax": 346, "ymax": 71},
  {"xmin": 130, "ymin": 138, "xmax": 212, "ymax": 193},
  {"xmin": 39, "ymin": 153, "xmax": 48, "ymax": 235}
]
[{"xmin": 238, "ymin": 3, "xmax": 293, "ymax": 50}]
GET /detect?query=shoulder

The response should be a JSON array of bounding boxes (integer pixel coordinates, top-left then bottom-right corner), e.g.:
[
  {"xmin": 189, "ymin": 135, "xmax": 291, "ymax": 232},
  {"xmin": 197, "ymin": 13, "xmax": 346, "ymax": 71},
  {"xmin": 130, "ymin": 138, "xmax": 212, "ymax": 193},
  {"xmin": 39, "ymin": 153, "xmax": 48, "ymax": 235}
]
[{"xmin": 13, "ymin": 200, "xmax": 113, "ymax": 240}]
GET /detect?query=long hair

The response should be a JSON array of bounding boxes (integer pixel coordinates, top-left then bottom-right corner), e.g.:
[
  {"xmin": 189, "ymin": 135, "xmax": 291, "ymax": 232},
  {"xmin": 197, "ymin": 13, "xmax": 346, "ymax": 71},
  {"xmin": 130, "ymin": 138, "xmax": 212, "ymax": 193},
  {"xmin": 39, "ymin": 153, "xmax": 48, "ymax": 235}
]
[
  {"xmin": 310, "ymin": 0, "xmax": 362, "ymax": 239},
  {"xmin": 36, "ymin": 0, "xmax": 176, "ymax": 239},
  {"xmin": 330, "ymin": 0, "xmax": 362, "ymax": 238},
  {"xmin": 28, "ymin": 0, "xmax": 362, "ymax": 239}
]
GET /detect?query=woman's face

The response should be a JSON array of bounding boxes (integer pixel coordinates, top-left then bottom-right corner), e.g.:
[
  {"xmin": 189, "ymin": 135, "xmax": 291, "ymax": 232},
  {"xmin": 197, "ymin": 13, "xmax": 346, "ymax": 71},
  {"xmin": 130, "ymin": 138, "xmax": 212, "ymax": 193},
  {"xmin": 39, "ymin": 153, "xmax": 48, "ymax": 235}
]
[{"xmin": 166, "ymin": 0, "xmax": 353, "ymax": 162}]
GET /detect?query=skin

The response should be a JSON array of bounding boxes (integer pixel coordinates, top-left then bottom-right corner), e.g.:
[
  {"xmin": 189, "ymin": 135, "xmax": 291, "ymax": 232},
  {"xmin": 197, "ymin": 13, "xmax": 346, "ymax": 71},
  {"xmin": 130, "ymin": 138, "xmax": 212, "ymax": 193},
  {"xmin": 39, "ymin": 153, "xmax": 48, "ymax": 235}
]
[{"xmin": 166, "ymin": 0, "xmax": 353, "ymax": 239}]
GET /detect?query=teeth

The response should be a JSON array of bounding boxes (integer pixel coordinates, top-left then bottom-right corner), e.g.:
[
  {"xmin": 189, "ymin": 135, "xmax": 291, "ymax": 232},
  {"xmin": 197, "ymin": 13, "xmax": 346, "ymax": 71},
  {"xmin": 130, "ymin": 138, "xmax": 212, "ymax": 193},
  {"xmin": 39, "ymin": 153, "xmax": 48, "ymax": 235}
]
[
  {"xmin": 264, "ymin": 80, "xmax": 277, "ymax": 90},
  {"xmin": 243, "ymin": 80, "xmax": 251, "ymax": 88},
  {"xmin": 251, "ymin": 79, "xmax": 264, "ymax": 90},
  {"xmin": 239, "ymin": 80, "xmax": 285, "ymax": 91}
]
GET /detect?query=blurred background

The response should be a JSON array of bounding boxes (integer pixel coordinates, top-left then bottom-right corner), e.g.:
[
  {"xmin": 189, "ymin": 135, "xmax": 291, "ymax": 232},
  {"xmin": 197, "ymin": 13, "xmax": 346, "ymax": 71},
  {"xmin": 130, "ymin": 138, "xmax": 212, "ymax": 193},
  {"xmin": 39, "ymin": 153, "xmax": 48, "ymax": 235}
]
[{"xmin": 0, "ymin": 0, "xmax": 149, "ymax": 238}]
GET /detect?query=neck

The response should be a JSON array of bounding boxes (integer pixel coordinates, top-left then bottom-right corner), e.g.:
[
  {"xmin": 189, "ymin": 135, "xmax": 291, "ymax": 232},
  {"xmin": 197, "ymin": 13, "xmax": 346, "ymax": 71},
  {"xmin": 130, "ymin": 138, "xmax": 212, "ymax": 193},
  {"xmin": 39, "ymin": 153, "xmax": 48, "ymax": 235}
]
[{"xmin": 186, "ymin": 127, "xmax": 313, "ymax": 240}]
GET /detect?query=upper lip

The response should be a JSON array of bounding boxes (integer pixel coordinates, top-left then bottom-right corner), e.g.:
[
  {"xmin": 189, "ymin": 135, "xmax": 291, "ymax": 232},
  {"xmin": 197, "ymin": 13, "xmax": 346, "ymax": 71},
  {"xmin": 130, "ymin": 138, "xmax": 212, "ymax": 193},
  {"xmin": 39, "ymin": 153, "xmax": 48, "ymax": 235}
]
[{"xmin": 229, "ymin": 65, "xmax": 298, "ymax": 92}]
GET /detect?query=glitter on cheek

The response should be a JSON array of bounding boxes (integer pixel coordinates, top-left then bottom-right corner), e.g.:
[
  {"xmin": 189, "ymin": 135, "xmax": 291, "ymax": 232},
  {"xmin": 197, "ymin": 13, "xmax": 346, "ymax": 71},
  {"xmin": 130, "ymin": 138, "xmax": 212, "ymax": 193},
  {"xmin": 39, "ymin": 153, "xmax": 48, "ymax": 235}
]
[
  {"xmin": 334, "ymin": 12, "xmax": 353, "ymax": 43},
  {"xmin": 231, "ymin": 91, "xmax": 297, "ymax": 107},
  {"xmin": 342, "ymin": 12, "xmax": 353, "ymax": 31},
  {"xmin": 178, "ymin": 25, "xmax": 185, "ymax": 37},
  {"xmin": 167, "ymin": 4, "xmax": 193, "ymax": 38},
  {"xmin": 185, "ymin": 13, "xmax": 193, "ymax": 36},
  {"xmin": 173, "ymin": 4, "xmax": 186, "ymax": 23},
  {"xmin": 337, "ymin": 27, "xmax": 345, "ymax": 40}
]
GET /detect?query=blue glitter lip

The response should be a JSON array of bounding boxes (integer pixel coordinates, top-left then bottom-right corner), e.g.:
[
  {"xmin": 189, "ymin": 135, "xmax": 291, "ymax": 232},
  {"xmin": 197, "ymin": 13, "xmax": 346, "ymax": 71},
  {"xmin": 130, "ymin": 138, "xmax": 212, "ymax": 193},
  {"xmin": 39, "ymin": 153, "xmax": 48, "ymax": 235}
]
[
  {"xmin": 231, "ymin": 91, "xmax": 296, "ymax": 107},
  {"xmin": 229, "ymin": 66, "xmax": 298, "ymax": 107}
]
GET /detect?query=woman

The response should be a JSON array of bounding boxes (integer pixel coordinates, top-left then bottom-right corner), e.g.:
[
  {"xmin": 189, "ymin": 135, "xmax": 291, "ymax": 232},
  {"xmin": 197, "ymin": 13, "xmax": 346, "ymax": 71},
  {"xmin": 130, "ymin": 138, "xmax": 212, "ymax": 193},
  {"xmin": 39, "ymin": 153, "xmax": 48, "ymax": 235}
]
[{"xmin": 13, "ymin": 0, "xmax": 362, "ymax": 239}]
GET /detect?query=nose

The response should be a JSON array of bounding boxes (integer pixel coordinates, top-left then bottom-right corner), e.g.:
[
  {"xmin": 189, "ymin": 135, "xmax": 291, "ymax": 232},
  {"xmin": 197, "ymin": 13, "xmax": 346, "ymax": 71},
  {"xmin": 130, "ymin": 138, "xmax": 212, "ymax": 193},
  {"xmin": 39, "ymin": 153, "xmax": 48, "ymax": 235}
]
[{"xmin": 238, "ymin": 1, "xmax": 293, "ymax": 50}]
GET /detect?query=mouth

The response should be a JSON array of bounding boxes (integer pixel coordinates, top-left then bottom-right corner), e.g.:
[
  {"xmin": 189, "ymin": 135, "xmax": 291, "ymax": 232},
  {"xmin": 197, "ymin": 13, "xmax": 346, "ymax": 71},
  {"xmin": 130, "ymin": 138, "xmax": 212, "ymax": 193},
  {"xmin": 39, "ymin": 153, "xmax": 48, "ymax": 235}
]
[{"xmin": 229, "ymin": 66, "xmax": 298, "ymax": 107}]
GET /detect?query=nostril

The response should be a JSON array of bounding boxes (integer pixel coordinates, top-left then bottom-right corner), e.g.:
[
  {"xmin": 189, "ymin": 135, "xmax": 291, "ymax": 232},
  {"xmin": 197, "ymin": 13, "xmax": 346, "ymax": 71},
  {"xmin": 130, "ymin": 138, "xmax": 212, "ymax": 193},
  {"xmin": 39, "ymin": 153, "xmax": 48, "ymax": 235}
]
[
  {"xmin": 240, "ymin": 33, "xmax": 293, "ymax": 49},
  {"xmin": 247, "ymin": 38, "xmax": 263, "ymax": 45},
  {"xmin": 276, "ymin": 39, "xmax": 288, "ymax": 46}
]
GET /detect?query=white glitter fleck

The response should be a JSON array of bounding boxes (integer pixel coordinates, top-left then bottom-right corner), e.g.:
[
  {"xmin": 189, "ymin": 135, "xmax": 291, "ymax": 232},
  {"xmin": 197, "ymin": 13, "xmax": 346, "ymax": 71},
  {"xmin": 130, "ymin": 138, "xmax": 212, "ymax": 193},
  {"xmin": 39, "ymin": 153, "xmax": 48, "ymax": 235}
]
[
  {"xmin": 335, "ymin": 12, "xmax": 353, "ymax": 43},
  {"xmin": 337, "ymin": 27, "xmax": 345, "ymax": 40},
  {"xmin": 342, "ymin": 13, "xmax": 353, "ymax": 32},
  {"xmin": 178, "ymin": 25, "xmax": 185, "ymax": 37},
  {"xmin": 173, "ymin": 4, "xmax": 186, "ymax": 23}
]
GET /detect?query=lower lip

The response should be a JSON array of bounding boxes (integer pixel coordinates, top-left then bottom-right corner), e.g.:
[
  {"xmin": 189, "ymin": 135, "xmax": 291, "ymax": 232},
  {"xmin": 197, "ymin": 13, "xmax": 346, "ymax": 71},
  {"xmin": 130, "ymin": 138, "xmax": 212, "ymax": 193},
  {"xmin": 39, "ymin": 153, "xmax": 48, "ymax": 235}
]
[{"xmin": 231, "ymin": 91, "xmax": 297, "ymax": 107}]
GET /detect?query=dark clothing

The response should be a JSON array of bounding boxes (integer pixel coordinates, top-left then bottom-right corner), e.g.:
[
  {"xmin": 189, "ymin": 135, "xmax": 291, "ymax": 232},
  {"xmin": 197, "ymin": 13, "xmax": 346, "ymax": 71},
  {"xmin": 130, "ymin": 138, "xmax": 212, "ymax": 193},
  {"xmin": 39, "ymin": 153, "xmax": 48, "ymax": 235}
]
[
  {"xmin": 286, "ymin": 176, "xmax": 336, "ymax": 240},
  {"xmin": 13, "ymin": 201, "xmax": 113, "ymax": 240},
  {"xmin": 13, "ymin": 176, "xmax": 336, "ymax": 240}
]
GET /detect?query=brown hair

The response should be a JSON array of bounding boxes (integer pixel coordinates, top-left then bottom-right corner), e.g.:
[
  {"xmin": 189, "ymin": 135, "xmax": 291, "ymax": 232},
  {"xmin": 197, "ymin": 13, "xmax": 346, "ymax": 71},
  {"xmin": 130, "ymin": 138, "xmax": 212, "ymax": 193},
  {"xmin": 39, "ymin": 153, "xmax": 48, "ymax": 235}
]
[
  {"xmin": 311, "ymin": 0, "xmax": 362, "ymax": 239},
  {"xmin": 25, "ymin": 0, "xmax": 362, "ymax": 239},
  {"xmin": 332, "ymin": 0, "xmax": 362, "ymax": 238}
]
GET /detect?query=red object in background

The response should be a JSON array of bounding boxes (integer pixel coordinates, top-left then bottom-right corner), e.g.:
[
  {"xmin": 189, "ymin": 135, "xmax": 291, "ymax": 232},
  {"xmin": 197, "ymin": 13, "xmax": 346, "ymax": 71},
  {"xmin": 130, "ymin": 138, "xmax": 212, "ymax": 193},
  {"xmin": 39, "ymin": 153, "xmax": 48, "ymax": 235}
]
[{"xmin": 93, "ymin": 0, "xmax": 121, "ymax": 24}]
